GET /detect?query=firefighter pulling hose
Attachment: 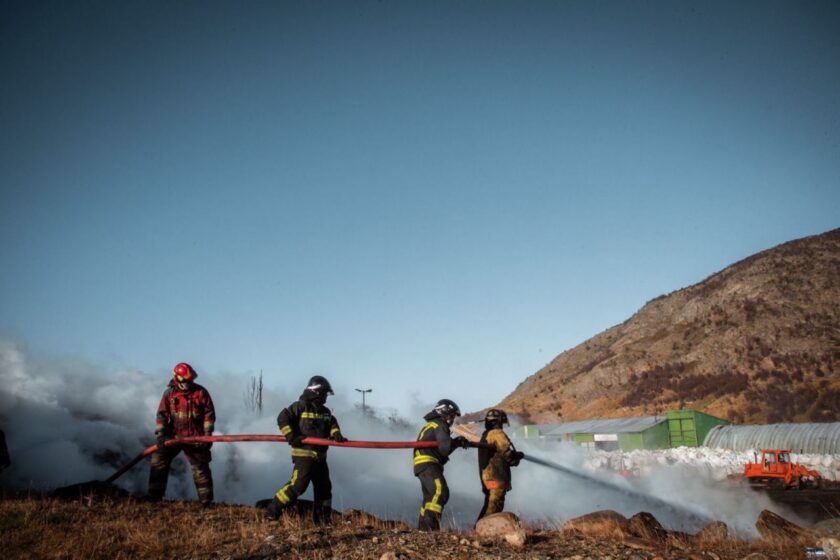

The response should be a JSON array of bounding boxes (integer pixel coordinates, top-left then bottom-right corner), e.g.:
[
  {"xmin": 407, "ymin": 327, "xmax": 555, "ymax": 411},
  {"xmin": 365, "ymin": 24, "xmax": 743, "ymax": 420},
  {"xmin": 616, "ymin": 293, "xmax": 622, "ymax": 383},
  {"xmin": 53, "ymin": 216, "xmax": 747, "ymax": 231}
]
[
  {"xmin": 107, "ymin": 435, "xmax": 449, "ymax": 483},
  {"xmin": 106, "ymin": 432, "xmax": 711, "ymax": 525},
  {"xmin": 412, "ymin": 399, "xmax": 469, "ymax": 530},
  {"xmin": 147, "ymin": 362, "xmax": 216, "ymax": 505},
  {"xmin": 105, "ymin": 370, "xmax": 712, "ymax": 526},
  {"xmin": 265, "ymin": 376, "xmax": 345, "ymax": 522}
]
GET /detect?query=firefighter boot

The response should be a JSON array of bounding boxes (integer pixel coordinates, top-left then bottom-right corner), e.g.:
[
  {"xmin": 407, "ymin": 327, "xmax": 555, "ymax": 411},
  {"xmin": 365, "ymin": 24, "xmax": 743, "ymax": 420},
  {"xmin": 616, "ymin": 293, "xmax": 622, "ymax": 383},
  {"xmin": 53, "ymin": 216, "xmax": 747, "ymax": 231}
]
[
  {"xmin": 264, "ymin": 497, "xmax": 285, "ymax": 521},
  {"xmin": 418, "ymin": 508, "xmax": 442, "ymax": 531},
  {"xmin": 313, "ymin": 500, "xmax": 333, "ymax": 525}
]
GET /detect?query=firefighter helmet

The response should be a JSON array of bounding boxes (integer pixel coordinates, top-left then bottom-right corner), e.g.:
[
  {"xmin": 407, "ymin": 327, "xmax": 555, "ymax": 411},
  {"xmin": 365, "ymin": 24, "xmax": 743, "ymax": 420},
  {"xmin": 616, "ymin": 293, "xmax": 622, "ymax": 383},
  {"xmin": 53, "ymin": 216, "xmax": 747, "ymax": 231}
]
[
  {"xmin": 434, "ymin": 399, "xmax": 461, "ymax": 419},
  {"xmin": 173, "ymin": 362, "xmax": 197, "ymax": 383},
  {"xmin": 306, "ymin": 375, "xmax": 334, "ymax": 397},
  {"xmin": 484, "ymin": 408, "xmax": 509, "ymax": 427}
]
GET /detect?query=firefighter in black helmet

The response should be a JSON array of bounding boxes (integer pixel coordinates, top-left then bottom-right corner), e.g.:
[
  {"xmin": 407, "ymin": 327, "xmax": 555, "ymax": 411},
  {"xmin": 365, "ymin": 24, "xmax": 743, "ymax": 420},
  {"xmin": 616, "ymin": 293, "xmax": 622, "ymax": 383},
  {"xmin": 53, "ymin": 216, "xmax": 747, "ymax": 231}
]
[
  {"xmin": 476, "ymin": 408, "xmax": 524, "ymax": 523},
  {"xmin": 265, "ymin": 375, "xmax": 348, "ymax": 523},
  {"xmin": 413, "ymin": 399, "xmax": 469, "ymax": 530}
]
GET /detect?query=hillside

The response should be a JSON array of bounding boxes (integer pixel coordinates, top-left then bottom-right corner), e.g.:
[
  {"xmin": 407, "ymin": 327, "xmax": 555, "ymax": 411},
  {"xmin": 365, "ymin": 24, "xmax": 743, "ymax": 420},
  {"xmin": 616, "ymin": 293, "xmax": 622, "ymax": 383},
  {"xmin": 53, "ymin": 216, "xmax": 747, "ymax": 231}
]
[{"xmin": 499, "ymin": 228, "xmax": 840, "ymax": 424}]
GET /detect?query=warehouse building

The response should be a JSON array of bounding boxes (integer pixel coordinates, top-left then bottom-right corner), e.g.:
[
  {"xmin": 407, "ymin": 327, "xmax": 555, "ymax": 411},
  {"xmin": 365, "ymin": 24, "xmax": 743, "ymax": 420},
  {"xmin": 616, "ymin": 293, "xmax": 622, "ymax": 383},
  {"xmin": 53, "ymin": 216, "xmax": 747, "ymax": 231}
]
[
  {"xmin": 513, "ymin": 409, "xmax": 729, "ymax": 452},
  {"xmin": 543, "ymin": 415, "xmax": 670, "ymax": 451}
]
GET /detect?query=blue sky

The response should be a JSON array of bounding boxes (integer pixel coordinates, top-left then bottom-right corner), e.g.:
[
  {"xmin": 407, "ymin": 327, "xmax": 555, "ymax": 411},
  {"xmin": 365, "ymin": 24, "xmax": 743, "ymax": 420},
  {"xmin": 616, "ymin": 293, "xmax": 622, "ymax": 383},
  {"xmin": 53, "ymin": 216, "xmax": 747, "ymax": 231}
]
[{"xmin": 1, "ymin": 1, "xmax": 839, "ymax": 414}]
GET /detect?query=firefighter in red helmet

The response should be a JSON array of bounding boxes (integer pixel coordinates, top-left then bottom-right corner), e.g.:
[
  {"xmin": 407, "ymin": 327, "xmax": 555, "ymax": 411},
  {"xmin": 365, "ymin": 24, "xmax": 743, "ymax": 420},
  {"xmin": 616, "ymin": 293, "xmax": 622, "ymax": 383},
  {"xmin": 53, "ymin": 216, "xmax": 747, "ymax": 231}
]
[{"xmin": 147, "ymin": 362, "xmax": 216, "ymax": 506}]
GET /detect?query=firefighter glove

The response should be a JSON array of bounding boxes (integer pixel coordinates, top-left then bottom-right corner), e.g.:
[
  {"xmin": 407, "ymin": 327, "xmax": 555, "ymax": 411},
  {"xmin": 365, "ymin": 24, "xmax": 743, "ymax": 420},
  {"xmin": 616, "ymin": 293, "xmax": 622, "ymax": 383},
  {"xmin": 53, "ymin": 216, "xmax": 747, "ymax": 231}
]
[
  {"xmin": 289, "ymin": 434, "xmax": 305, "ymax": 447},
  {"xmin": 452, "ymin": 436, "xmax": 469, "ymax": 448},
  {"xmin": 511, "ymin": 451, "xmax": 525, "ymax": 466},
  {"xmin": 331, "ymin": 433, "xmax": 348, "ymax": 443}
]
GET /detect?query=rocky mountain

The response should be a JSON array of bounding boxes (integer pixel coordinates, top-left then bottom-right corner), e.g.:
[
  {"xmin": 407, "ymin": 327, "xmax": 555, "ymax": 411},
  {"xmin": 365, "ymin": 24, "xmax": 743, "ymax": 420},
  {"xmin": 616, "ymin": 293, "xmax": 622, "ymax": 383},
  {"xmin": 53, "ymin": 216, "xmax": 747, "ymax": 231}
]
[{"xmin": 498, "ymin": 228, "xmax": 840, "ymax": 424}]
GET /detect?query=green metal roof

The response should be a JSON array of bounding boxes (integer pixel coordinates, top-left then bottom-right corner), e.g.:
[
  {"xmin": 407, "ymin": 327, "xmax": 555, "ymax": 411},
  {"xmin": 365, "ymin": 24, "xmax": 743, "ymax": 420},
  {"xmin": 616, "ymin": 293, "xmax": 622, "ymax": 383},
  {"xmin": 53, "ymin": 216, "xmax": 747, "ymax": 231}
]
[{"xmin": 543, "ymin": 415, "xmax": 667, "ymax": 436}]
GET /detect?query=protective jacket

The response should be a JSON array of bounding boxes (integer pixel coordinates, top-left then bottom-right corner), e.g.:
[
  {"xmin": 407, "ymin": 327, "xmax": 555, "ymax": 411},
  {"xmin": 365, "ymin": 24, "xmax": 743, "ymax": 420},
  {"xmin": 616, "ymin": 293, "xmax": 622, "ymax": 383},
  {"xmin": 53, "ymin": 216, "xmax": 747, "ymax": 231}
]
[
  {"xmin": 478, "ymin": 428, "xmax": 517, "ymax": 490},
  {"xmin": 413, "ymin": 412, "xmax": 455, "ymax": 474},
  {"xmin": 155, "ymin": 381, "xmax": 215, "ymax": 438},
  {"xmin": 277, "ymin": 392, "xmax": 343, "ymax": 461}
]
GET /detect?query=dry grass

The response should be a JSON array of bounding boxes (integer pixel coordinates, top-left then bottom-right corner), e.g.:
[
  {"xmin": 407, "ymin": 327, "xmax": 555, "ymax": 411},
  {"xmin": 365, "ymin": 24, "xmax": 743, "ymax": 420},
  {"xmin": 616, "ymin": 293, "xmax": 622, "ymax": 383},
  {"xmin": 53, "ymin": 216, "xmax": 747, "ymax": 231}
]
[
  {"xmin": 1, "ymin": 496, "xmax": 274, "ymax": 559},
  {"xmin": 0, "ymin": 495, "xmax": 820, "ymax": 559}
]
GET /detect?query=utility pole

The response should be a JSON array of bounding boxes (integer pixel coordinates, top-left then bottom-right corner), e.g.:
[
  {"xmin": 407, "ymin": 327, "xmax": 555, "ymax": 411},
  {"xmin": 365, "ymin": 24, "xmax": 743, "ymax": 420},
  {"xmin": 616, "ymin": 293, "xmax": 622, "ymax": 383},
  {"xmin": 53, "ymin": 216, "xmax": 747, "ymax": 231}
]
[{"xmin": 355, "ymin": 388, "xmax": 372, "ymax": 414}]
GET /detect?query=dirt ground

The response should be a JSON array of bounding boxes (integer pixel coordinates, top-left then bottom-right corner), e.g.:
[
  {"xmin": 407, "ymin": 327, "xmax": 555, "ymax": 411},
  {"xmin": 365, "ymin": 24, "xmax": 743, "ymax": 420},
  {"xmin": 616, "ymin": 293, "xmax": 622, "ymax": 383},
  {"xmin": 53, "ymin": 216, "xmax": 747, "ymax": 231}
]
[{"xmin": 0, "ymin": 494, "xmax": 823, "ymax": 560}]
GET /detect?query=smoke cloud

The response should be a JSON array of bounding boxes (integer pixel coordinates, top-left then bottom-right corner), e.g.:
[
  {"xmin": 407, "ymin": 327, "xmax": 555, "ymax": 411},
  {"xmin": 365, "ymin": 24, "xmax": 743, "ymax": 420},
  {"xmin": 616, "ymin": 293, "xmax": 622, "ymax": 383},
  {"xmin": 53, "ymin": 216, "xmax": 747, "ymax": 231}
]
[{"xmin": 0, "ymin": 337, "xmax": 801, "ymax": 534}]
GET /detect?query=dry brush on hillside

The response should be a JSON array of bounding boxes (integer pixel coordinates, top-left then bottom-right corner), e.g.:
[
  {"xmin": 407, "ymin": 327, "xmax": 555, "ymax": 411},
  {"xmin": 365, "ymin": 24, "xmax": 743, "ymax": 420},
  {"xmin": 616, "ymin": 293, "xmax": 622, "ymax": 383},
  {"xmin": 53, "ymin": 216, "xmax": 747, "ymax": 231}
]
[{"xmin": 500, "ymin": 228, "xmax": 840, "ymax": 424}]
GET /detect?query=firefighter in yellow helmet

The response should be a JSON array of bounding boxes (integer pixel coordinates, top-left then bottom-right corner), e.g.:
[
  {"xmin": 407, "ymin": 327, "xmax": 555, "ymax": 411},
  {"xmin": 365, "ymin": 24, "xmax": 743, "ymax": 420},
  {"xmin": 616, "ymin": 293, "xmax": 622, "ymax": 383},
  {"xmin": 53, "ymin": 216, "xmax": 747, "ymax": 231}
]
[
  {"xmin": 476, "ymin": 408, "xmax": 524, "ymax": 523},
  {"xmin": 413, "ymin": 399, "xmax": 469, "ymax": 531}
]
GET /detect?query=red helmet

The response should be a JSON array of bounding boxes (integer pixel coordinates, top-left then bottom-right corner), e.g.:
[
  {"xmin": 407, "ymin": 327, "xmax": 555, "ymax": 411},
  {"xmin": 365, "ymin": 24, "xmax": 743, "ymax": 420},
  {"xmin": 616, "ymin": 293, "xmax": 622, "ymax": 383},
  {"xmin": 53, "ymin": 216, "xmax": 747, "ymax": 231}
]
[{"xmin": 173, "ymin": 362, "xmax": 197, "ymax": 383}]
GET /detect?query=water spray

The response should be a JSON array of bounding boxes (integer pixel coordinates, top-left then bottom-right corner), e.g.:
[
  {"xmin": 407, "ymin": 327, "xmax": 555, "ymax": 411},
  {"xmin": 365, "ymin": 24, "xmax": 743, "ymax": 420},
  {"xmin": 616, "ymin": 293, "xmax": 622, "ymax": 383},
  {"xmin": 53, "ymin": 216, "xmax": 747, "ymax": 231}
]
[
  {"xmin": 519, "ymin": 450, "xmax": 714, "ymax": 525},
  {"xmin": 451, "ymin": 425, "xmax": 713, "ymax": 525}
]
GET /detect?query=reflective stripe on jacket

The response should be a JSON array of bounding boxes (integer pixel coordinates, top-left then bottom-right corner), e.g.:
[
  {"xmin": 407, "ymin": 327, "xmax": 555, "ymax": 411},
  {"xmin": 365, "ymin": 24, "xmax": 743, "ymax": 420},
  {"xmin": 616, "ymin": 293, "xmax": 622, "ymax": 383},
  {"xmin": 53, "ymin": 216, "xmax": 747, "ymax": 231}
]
[
  {"xmin": 277, "ymin": 395, "xmax": 341, "ymax": 460},
  {"xmin": 413, "ymin": 414, "xmax": 454, "ymax": 473},
  {"xmin": 478, "ymin": 428, "xmax": 516, "ymax": 490},
  {"xmin": 155, "ymin": 381, "xmax": 215, "ymax": 438}
]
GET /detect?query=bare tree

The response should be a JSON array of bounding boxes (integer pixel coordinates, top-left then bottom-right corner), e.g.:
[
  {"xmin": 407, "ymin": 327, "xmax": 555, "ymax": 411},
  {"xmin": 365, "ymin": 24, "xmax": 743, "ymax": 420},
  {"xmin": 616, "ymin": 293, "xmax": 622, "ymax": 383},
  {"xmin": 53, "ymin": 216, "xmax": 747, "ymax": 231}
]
[{"xmin": 243, "ymin": 370, "xmax": 264, "ymax": 414}]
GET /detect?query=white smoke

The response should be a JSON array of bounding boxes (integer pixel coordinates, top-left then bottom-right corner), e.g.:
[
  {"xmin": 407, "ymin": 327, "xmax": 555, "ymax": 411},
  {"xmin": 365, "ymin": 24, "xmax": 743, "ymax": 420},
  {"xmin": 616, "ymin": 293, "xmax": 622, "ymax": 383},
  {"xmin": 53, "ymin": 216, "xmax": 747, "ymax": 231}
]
[{"xmin": 0, "ymin": 337, "xmax": 804, "ymax": 534}]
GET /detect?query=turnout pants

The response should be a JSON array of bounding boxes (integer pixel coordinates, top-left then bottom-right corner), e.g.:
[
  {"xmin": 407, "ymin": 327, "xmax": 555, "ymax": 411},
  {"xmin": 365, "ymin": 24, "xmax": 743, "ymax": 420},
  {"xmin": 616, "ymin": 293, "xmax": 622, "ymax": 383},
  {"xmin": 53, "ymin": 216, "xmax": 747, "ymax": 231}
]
[
  {"xmin": 148, "ymin": 443, "xmax": 213, "ymax": 503},
  {"xmin": 476, "ymin": 486, "xmax": 507, "ymax": 523},
  {"xmin": 416, "ymin": 464, "xmax": 449, "ymax": 531},
  {"xmin": 270, "ymin": 458, "xmax": 333, "ymax": 522}
]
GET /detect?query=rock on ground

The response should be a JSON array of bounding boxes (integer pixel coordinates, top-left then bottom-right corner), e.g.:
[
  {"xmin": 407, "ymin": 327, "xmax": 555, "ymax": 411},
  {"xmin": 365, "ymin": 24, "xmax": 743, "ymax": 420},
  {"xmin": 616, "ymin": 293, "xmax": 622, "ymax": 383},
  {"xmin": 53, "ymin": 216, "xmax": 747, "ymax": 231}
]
[
  {"xmin": 563, "ymin": 510, "xmax": 631, "ymax": 539},
  {"xmin": 755, "ymin": 510, "xmax": 808, "ymax": 541},
  {"xmin": 474, "ymin": 512, "xmax": 527, "ymax": 549},
  {"xmin": 628, "ymin": 511, "xmax": 667, "ymax": 541},
  {"xmin": 695, "ymin": 521, "xmax": 732, "ymax": 541}
]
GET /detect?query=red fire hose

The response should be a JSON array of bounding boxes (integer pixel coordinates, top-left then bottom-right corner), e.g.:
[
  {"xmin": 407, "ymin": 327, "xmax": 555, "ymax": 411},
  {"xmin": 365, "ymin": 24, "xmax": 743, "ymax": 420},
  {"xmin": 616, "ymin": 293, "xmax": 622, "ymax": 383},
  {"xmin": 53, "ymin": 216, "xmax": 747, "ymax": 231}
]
[{"xmin": 105, "ymin": 435, "xmax": 487, "ymax": 483}]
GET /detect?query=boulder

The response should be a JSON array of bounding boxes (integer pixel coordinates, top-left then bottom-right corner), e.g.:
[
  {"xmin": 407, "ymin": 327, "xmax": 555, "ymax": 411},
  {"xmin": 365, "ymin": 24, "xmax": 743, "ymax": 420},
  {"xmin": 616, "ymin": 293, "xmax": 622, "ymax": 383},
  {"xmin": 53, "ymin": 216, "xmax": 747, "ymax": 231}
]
[
  {"xmin": 755, "ymin": 510, "xmax": 808, "ymax": 541},
  {"xmin": 695, "ymin": 521, "xmax": 732, "ymax": 541},
  {"xmin": 503, "ymin": 530, "xmax": 527, "ymax": 548},
  {"xmin": 475, "ymin": 512, "xmax": 527, "ymax": 548},
  {"xmin": 628, "ymin": 512, "xmax": 667, "ymax": 542},
  {"xmin": 819, "ymin": 537, "xmax": 840, "ymax": 560},
  {"xmin": 563, "ymin": 510, "xmax": 631, "ymax": 539}
]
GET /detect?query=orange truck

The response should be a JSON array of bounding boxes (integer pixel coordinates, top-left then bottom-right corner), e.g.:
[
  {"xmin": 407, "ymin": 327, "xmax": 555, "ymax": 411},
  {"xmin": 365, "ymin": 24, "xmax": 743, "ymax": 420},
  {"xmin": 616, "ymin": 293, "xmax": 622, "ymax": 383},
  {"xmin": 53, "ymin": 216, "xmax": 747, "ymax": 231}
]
[{"xmin": 744, "ymin": 449, "xmax": 822, "ymax": 489}]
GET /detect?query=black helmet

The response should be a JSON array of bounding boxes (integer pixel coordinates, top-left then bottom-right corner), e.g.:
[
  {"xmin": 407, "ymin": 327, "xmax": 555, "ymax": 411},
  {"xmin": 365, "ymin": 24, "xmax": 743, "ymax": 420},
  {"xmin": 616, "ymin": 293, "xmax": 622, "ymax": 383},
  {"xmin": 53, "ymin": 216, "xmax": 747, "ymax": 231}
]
[
  {"xmin": 433, "ymin": 399, "xmax": 461, "ymax": 419},
  {"xmin": 306, "ymin": 375, "xmax": 334, "ymax": 398},
  {"xmin": 484, "ymin": 408, "xmax": 509, "ymax": 427}
]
